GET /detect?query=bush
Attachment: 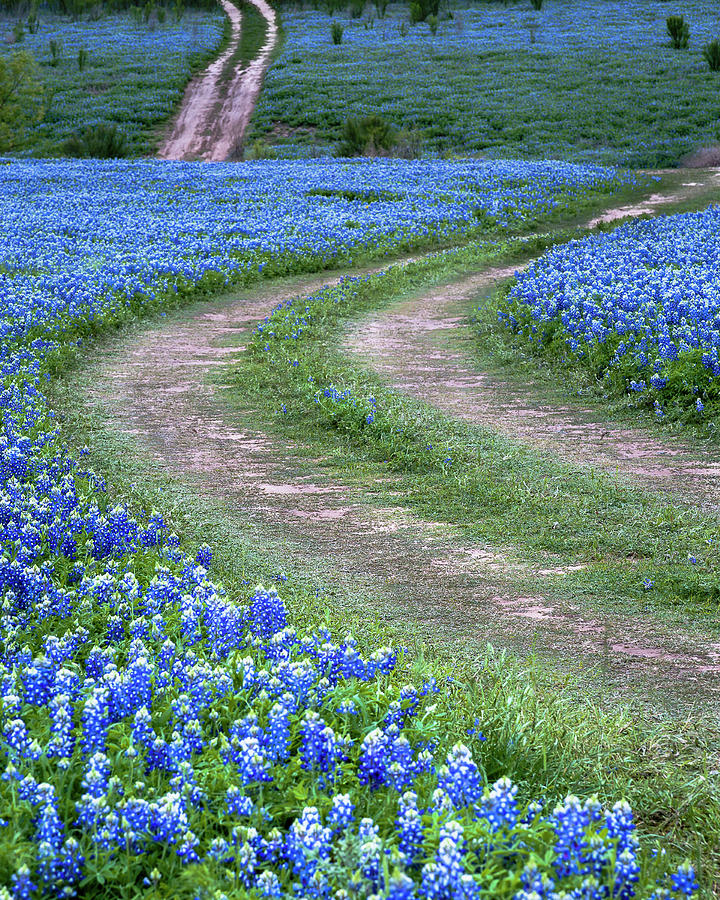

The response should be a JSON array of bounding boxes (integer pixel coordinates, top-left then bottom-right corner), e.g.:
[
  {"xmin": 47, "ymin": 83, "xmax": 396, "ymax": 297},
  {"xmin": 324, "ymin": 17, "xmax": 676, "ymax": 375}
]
[
  {"xmin": 667, "ymin": 14, "xmax": 689, "ymax": 49},
  {"xmin": 331, "ymin": 19, "xmax": 343, "ymax": 42},
  {"xmin": 244, "ymin": 137, "xmax": 276, "ymax": 159},
  {"xmin": 703, "ymin": 39, "xmax": 720, "ymax": 71},
  {"xmin": 373, "ymin": 0, "xmax": 387, "ymax": 17},
  {"xmin": 427, "ymin": 12, "xmax": 437, "ymax": 34},
  {"xmin": 48, "ymin": 37, "xmax": 61, "ymax": 65},
  {"xmin": 530, "ymin": 0, "xmax": 542, "ymax": 9},
  {"xmin": 0, "ymin": 51, "xmax": 44, "ymax": 152},
  {"xmin": 408, "ymin": 0, "xmax": 438, "ymax": 24},
  {"xmin": 63, "ymin": 122, "xmax": 129, "ymax": 158},
  {"xmin": 26, "ymin": 7, "xmax": 39, "ymax": 33},
  {"xmin": 338, "ymin": 114, "xmax": 396, "ymax": 155},
  {"xmin": 77, "ymin": 46, "xmax": 88, "ymax": 70},
  {"xmin": 349, "ymin": 0, "xmax": 363, "ymax": 16}
]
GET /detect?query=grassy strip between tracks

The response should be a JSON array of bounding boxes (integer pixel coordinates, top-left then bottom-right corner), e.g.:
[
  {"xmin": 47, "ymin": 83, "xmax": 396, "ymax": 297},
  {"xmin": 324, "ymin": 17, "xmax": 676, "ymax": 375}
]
[{"xmin": 226, "ymin": 235, "xmax": 720, "ymax": 632}]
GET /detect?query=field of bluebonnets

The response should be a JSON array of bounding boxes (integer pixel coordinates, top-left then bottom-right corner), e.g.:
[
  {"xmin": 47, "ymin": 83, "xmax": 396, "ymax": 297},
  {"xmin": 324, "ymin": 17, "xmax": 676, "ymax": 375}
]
[
  {"xmin": 500, "ymin": 206, "xmax": 720, "ymax": 424},
  {"xmin": 0, "ymin": 8, "xmax": 224, "ymax": 155},
  {"xmin": 249, "ymin": 0, "xmax": 720, "ymax": 165},
  {"xmin": 0, "ymin": 154, "xmax": 706, "ymax": 898}
]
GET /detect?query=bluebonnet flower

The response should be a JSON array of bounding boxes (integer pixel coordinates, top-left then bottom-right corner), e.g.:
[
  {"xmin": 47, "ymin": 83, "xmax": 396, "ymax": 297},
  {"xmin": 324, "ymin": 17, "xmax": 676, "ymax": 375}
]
[
  {"xmin": 437, "ymin": 743, "xmax": 482, "ymax": 809},
  {"xmin": 671, "ymin": 862, "xmax": 700, "ymax": 896},
  {"xmin": 81, "ymin": 688, "xmax": 110, "ymax": 757},
  {"xmin": 419, "ymin": 821, "xmax": 469, "ymax": 899},
  {"xmin": 478, "ymin": 777, "xmax": 519, "ymax": 832},
  {"xmin": 328, "ymin": 793, "xmax": 354, "ymax": 830},
  {"xmin": 396, "ymin": 791, "xmax": 424, "ymax": 862},
  {"xmin": 10, "ymin": 866, "xmax": 35, "ymax": 900}
]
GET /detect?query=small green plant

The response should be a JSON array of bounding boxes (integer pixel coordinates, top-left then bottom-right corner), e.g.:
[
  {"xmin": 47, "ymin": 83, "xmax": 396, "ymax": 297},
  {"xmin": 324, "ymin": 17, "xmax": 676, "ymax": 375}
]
[
  {"xmin": 427, "ymin": 12, "xmax": 437, "ymax": 34},
  {"xmin": 530, "ymin": 0, "xmax": 542, "ymax": 8},
  {"xmin": 373, "ymin": 0, "xmax": 387, "ymax": 18},
  {"xmin": 77, "ymin": 47, "xmax": 88, "ymax": 71},
  {"xmin": 408, "ymin": 0, "xmax": 439, "ymax": 24},
  {"xmin": 349, "ymin": 0, "xmax": 363, "ymax": 17},
  {"xmin": 48, "ymin": 38, "xmax": 61, "ymax": 66},
  {"xmin": 157, "ymin": 6, "xmax": 166, "ymax": 23},
  {"xmin": 703, "ymin": 38, "xmax": 720, "ymax": 71},
  {"xmin": 12, "ymin": 20, "xmax": 24, "ymax": 42},
  {"xmin": 399, "ymin": 19, "xmax": 408, "ymax": 36},
  {"xmin": 26, "ymin": 7, "xmax": 39, "ymax": 34},
  {"xmin": 63, "ymin": 123, "xmax": 129, "ymax": 159},
  {"xmin": 338, "ymin": 113, "xmax": 396, "ymax": 156},
  {"xmin": 331, "ymin": 20, "xmax": 343, "ymax": 43},
  {"xmin": 667, "ymin": 15, "xmax": 689, "ymax": 49},
  {"xmin": 172, "ymin": 0, "xmax": 184, "ymax": 21},
  {"xmin": 244, "ymin": 137, "xmax": 276, "ymax": 159}
]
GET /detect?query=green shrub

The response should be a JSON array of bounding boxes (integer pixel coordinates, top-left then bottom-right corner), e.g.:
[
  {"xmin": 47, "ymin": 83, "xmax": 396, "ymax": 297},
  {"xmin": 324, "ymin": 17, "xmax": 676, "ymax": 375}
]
[
  {"xmin": 331, "ymin": 19, "xmax": 343, "ymax": 42},
  {"xmin": 244, "ymin": 137, "xmax": 276, "ymax": 159},
  {"xmin": 530, "ymin": 0, "xmax": 542, "ymax": 9},
  {"xmin": 11, "ymin": 20, "xmax": 24, "ymax": 41},
  {"xmin": 48, "ymin": 37, "xmax": 61, "ymax": 65},
  {"xmin": 0, "ymin": 51, "xmax": 43, "ymax": 151},
  {"xmin": 703, "ymin": 38, "xmax": 720, "ymax": 71},
  {"xmin": 427, "ymin": 11, "xmax": 437, "ymax": 34},
  {"xmin": 26, "ymin": 7, "xmax": 39, "ymax": 33},
  {"xmin": 349, "ymin": 0, "xmax": 363, "ymax": 17},
  {"xmin": 77, "ymin": 46, "xmax": 88, "ymax": 70},
  {"xmin": 63, "ymin": 122, "xmax": 129, "ymax": 158},
  {"xmin": 408, "ymin": 0, "xmax": 438, "ymax": 24},
  {"xmin": 338, "ymin": 113, "xmax": 396, "ymax": 156},
  {"xmin": 373, "ymin": 0, "xmax": 387, "ymax": 18},
  {"xmin": 667, "ymin": 15, "xmax": 689, "ymax": 49}
]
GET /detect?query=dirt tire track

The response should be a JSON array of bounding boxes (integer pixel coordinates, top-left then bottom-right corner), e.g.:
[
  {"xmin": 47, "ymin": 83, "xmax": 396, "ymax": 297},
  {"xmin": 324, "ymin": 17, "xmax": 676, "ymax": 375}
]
[
  {"xmin": 159, "ymin": 0, "xmax": 276, "ymax": 161},
  {"xmin": 343, "ymin": 265, "xmax": 720, "ymax": 510},
  {"xmin": 66, "ymin": 260, "xmax": 720, "ymax": 713}
]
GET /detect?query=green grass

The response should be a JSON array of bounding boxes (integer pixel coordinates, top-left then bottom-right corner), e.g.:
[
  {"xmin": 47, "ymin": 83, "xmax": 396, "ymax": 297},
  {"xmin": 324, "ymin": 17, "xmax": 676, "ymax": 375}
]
[
  {"xmin": 222, "ymin": 234, "xmax": 720, "ymax": 633},
  {"xmin": 236, "ymin": 0, "xmax": 268, "ymax": 68}
]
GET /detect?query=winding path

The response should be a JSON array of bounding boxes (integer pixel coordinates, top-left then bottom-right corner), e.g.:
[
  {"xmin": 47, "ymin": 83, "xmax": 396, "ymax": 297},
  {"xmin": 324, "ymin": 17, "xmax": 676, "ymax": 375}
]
[
  {"xmin": 159, "ymin": 0, "xmax": 277, "ymax": 161},
  {"xmin": 67, "ymin": 248, "xmax": 720, "ymax": 712}
]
